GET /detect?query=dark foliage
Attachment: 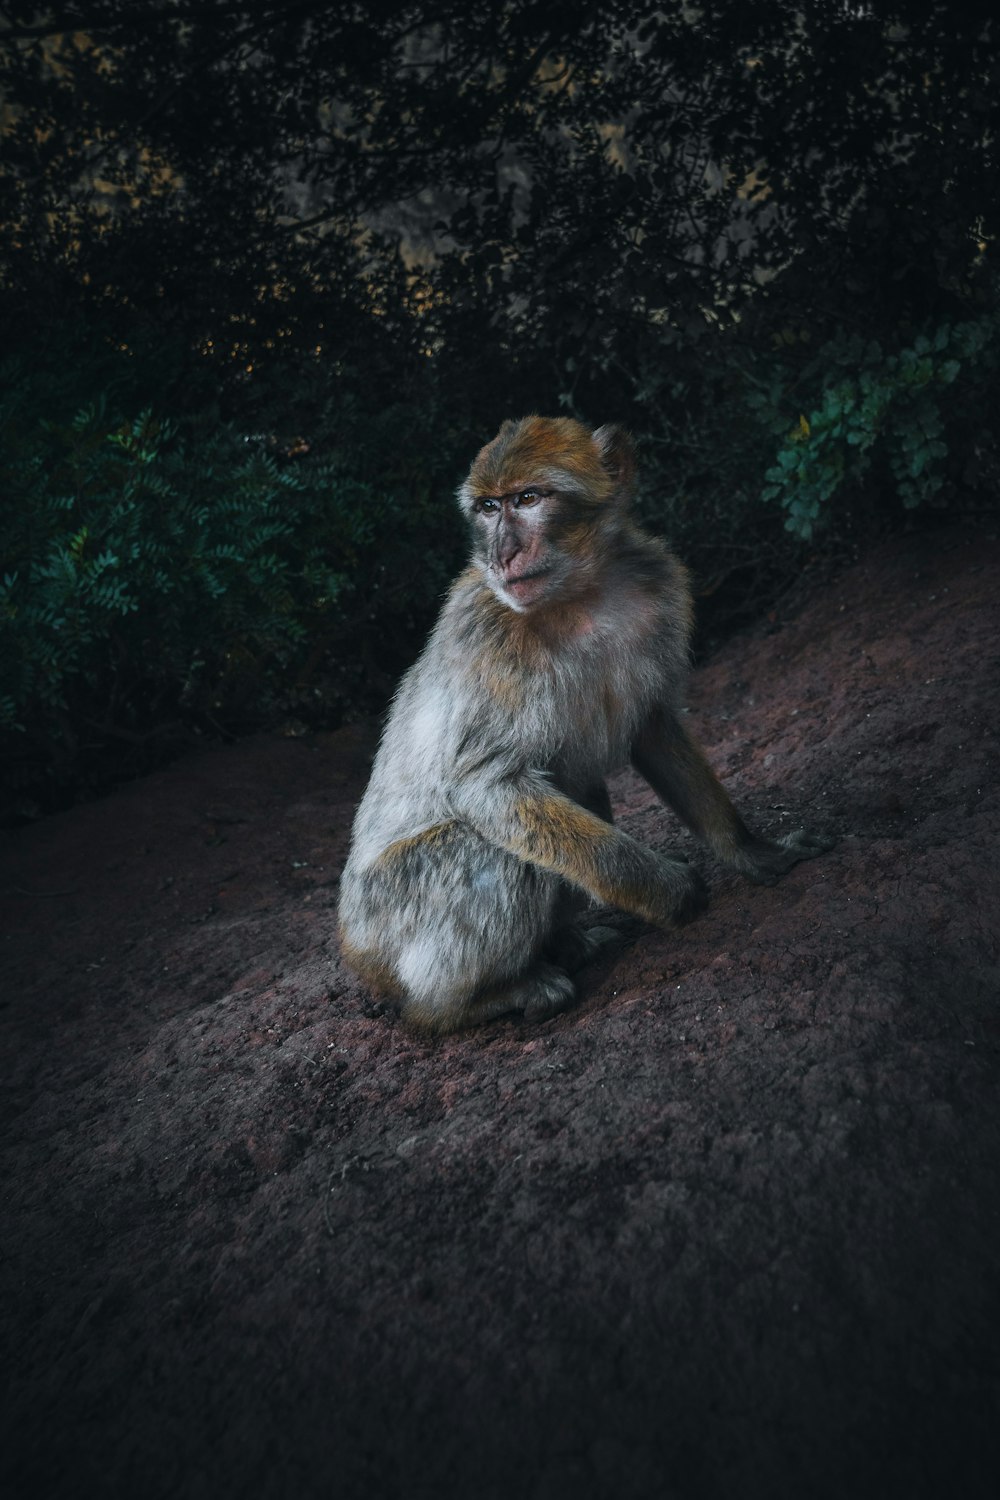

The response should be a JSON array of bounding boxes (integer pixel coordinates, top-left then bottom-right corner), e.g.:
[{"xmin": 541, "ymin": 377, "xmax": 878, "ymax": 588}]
[{"xmin": 1, "ymin": 0, "xmax": 998, "ymax": 810}]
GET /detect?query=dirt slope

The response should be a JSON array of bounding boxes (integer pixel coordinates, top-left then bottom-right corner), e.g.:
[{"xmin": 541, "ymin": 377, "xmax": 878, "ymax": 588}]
[{"xmin": 2, "ymin": 527, "xmax": 999, "ymax": 1500}]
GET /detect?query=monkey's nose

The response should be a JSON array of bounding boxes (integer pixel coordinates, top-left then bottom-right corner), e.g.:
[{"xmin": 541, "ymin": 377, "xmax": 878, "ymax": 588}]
[{"xmin": 497, "ymin": 535, "xmax": 523, "ymax": 568}]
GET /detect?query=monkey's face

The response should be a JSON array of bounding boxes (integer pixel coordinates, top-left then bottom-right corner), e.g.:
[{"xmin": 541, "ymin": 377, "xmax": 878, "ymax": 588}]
[
  {"xmin": 470, "ymin": 488, "xmax": 576, "ymax": 612},
  {"xmin": 458, "ymin": 416, "xmax": 635, "ymax": 615}
]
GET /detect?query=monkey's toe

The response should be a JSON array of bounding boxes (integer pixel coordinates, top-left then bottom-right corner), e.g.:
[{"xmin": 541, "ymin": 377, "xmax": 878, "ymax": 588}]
[
  {"xmin": 781, "ymin": 828, "xmax": 837, "ymax": 856},
  {"xmin": 521, "ymin": 962, "xmax": 577, "ymax": 1020},
  {"xmin": 545, "ymin": 922, "xmax": 620, "ymax": 973},
  {"xmin": 741, "ymin": 827, "xmax": 836, "ymax": 883},
  {"xmin": 456, "ymin": 961, "xmax": 577, "ymax": 1029}
]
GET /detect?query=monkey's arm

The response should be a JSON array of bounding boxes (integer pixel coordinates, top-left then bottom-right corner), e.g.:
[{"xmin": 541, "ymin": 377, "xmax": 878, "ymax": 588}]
[
  {"xmin": 631, "ymin": 707, "xmax": 834, "ymax": 884},
  {"xmin": 451, "ymin": 765, "xmax": 706, "ymax": 928}
]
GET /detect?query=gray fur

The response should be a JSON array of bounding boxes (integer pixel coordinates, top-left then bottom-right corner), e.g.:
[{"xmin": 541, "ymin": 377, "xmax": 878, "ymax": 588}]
[{"xmin": 338, "ymin": 418, "xmax": 833, "ymax": 1032}]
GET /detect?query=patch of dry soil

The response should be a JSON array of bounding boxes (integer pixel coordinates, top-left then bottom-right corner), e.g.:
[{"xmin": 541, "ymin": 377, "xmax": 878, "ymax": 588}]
[{"xmin": 2, "ymin": 527, "xmax": 998, "ymax": 1499}]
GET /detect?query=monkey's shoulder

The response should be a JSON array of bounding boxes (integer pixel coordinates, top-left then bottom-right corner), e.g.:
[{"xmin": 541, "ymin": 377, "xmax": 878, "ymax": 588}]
[{"xmin": 613, "ymin": 529, "xmax": 692, "ymax": 612}]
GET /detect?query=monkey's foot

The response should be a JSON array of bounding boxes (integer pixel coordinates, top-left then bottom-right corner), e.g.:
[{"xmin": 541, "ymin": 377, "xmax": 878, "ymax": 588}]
[
  {"xmin": 461, "ymin": 961, "xmax": 576, "ymax": 1028},
  {"xmin": 546, "ymin": 922, "xmax": 620, "ymax": 974},
  {"xmin": 738, "ymin": 828, "xmax": 837, "ymax": 886}
]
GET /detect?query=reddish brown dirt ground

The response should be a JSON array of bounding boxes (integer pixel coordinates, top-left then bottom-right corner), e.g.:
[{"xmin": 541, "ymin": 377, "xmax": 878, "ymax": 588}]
[{"xmin": 2, "ymin": 527, "xmax": 999, "ymax": 1500}]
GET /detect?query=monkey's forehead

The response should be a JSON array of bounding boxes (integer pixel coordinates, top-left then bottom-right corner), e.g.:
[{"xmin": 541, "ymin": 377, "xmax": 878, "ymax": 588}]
[{"xmin": 462, "ymin": 415, "xmax": 613, "ymax": 502}]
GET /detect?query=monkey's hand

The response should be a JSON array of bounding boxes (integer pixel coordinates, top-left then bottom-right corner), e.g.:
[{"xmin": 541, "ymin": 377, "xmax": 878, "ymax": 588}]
[
  {"xmin": 647, "ymin": 852, "xmax": 710, "ymax": 928},
  {"xmin": 460, "ymin": 771, "xmax": 711, "ymax": 932},
  {"xmin": 734, "ymin": 828, "xmax": 836, "ymax": 886}
]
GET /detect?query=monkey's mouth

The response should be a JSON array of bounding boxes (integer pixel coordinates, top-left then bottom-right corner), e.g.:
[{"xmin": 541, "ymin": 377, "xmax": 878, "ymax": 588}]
[{"xmin": 502, "ymin": 567, "xmax": 551, "ymax": 592}]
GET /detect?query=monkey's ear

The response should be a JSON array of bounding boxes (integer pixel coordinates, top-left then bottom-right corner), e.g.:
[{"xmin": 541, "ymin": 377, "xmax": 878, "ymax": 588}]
[{"xmin": 593, "ymin": 424, "xmax": 637, "ymax": 500}]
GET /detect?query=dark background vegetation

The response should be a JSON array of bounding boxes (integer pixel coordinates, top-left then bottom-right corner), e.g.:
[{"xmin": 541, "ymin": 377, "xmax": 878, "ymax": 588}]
[{"xmin": 2, "ymin": 0, "xmax": 998, "ymax": 817}]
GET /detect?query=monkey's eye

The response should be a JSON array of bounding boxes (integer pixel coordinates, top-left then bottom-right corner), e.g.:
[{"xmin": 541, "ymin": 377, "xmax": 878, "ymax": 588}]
[
  {"xmin": 514, "ymin": 489, "xmax": 543, "ymax": 507},
  {"xmin": 478, "ymin": 497, "xmax": 500, "ymax": 514}
]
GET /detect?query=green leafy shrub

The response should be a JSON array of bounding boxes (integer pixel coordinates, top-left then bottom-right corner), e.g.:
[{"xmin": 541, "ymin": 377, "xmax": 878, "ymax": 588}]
[
  {"xmin": 0, "ymin": 349, "xmax": 464, "ymax": 814},
  {"xmin": 4, "ymin": 297, "xmax": 995, "ymax": 817},
  {"xmin": 757, "ymin": 315, "xmax": 1000, "ymax": 538},
  {"xmin": 594, "ymin": 336, "xmax": 807, "ymax": 635}
]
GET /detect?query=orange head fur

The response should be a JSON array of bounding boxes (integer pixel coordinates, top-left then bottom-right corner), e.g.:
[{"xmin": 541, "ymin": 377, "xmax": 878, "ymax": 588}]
[
  {"xmin": 457, "ymin": 416, "xmax": 636, "ymax": 514},
  {"xmin": 456, "ymin": 416, "xmax": 638, "ymax": 614}
]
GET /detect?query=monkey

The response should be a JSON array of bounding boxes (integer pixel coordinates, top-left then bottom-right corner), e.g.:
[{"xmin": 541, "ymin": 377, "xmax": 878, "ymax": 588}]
[{"xmin": 337, "ymin": 416, "xmax": 833, "ymax": 1033}]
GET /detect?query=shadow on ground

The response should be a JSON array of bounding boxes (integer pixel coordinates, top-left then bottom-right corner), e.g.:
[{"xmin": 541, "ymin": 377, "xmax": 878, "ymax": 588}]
[{"xmin": 2, "ymin": 527, "xmax": 998, "ymax": 1499}]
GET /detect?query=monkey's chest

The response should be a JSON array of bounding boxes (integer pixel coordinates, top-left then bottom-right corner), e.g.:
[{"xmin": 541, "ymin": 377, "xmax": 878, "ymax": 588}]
[{"xmin": 543, "ymin": 648, "xmax": 655, "ymax": 781}]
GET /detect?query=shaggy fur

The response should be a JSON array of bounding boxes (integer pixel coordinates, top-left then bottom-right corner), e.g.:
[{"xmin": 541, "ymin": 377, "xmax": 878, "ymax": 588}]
[{"xmin": 339, "ymin": 417, "xmax": 832, "ymax": 1031}]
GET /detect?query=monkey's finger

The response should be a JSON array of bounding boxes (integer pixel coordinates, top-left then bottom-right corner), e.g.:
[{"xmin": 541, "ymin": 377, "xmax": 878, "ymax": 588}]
[
  {"xmin": 669, "ymin": 869, "xmax": 710, "ymax": 926},
  {"xmin": 779, "ymin": 829, "xmax": 837, "ymax": 856}
]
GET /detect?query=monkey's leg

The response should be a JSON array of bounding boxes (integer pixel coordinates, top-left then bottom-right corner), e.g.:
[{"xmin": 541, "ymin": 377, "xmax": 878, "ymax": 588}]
[
  {"xmin": 543, "ymin": 781, "xmax": 621, "ymax": 971},
  {"xmin": 578, "ymin": 780, "xmax": 614, "ymax": 825},
  {"xmin": 631, "ymin": 708, "xmax": 835, "ymax": 883},
  {"xmin": 341, "ymin": 821, "xmax": 571, "ymax": 1032},
  {"xmin": 541, "ymin": 787, "xmax": 683, "ymax": 967}
]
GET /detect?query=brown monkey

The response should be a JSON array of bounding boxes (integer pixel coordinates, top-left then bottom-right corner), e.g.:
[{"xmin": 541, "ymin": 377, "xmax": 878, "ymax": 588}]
[{"xmin": 338, "ymin": 416, "xmax": 833, "ymax": 1032}]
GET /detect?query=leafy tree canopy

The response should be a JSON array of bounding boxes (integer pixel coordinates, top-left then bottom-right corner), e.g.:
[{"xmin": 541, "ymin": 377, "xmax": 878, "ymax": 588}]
[
  {"xmin": 1, "ymin": 0, "xmax": 996, "ymax": 373},
  {"xmin": 2, "ymin": 2, "xmax": 999, "ymax": 812}
]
